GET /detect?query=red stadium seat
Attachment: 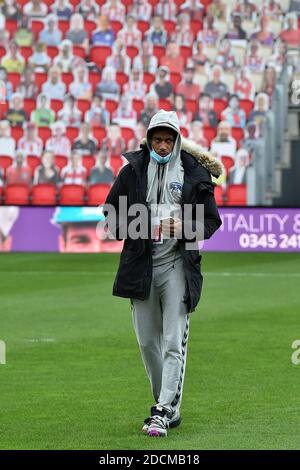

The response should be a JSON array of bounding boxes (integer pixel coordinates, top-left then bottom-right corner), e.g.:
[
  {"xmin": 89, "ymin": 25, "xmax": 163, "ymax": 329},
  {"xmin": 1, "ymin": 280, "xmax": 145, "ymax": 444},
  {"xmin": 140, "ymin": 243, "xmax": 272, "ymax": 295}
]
[
  {"xmin": 159, "ymin": 99, "xmax": 172, "ymax": 111},
  {"xmin": 203, "ymin": 126, "xmax": 217, "ymax": 147},
  {"xmin": 0, "ymin": 156, "xmax": 13, "ymax": 176},
  {"xmin": 62, "ymin": 72, "xmax": 73, "ymax": 87},
  {"xmin": 73, "ymin": 45, "xmax": 86, "ymax": 58},
  {"xmin": 66, "ymin": 127, "xmax": 79, "ymax": 142},
  {"xmin": 240, "ymin": 99, "xmax": 254, "ymax": 119},
  {"xmin": 116, "ymin": 71, "xmax": 129, "ymax": 90},
  {"xmin": 50, "ymin": 99, "xmax": 63, "ymax": 113},
  {"xmin": 77, "ymin": 99, "xmax": 90, "ymax": 114},
  {"xmin": 92, "ymin": 127, "xmax": 107, "ymax": 145},
  {"xmin": 126, "ymin": 46, "xmax": 139, "ymax": 61},
  {"xmin": 58, "ymin": 20, "xmax": 69, "ymax": 37},
  {"xmin": 7, "ymin": 73, "xmax": 21, "ymax": 91},
  {"xmin": 190, "ymin": 20, "xmax": 203, "ymax": 36},
  {"xmin": 110, "ymin": 21, "xmax": 123, "ymax": 35},
  {"xmin": 180, "ymin": 127, "xmax": 189, "ymax": 137},
  {"xmin": 27, "ymin": 155, "xmax": 41, "ymax": 175},
  {"xmin": 164, "ymin": 20, "xmax": 176, "ymax": 35},
  {"xmin": 180, "ymin": 46, "xmax": 193, "ymax": 65},
  {"xmin": 84, "ymin": 19, "xmax": 97, "ymax": 39},
  {"xmin": 138, "ymin": 20, "xmax": 150, "ymax": 36},
  {"xmin": 132, "ymin": 99, "xmax": 144, "ymax": 115},
  {"xmin": 122, "ymin": 0, "xmax": 134, "ymax": 12},
  {"xmin": 31, "ymin": 20, "xmax": 44, "ymax": 40},
  {"xmin": 0, "ymin": 45, "xmax": 6, "ymax": 59},
  {"xmin": 59, "ymin": 184, "xmax": 86, "ymax": 205},
  {"xmin": 0, "ymin": 102, "xmax": 8, "ymax": 119},
  {"xmin": 185, "ymin": 99, "xmax": 198, "ymax": 114},
  {"xmin": 20, "ymin": 46, "xmax": 33, "ymax": 62},
  {"xmin": 90, "ymin": 46, "xmax": 112, "ymax": 67},
  {"xmin": 5, "ymin": 20, "xmax": 18, "ymax": 39},
  {"xmin": 35, "ymin": 72, "xmax": 48, "ymax": 90},
  {"xmin": 213, "ymin": 99, "xmax": 228, "ymax": 120},
  {"xmin": 11, "ymin": 127, "xmax": 24, "ymax": 143},
  {"xmin": 55, "ymin": 155, "xmax": 68, "ymax": 172},
  {"xmin": 24, "ymin": 98, "xmax": 36, "ymax": 115},
  {"xmin": 0, "ymin": 185, "xmax": 3, "ymax": 204},
  {"xmin": 148, "ymin": 0, "xmax": 159, "ymax": 6},
  {"xmin": 38, "ymin": 127, "xmax": 52, "ymax": 144},
  {"xmin": 105, "ymin": 99, "xmax": 118, "ymax": 116},
  {"xmin": 47, "ymin": 46, "xmax": 59, "ymax": 59},
  {"xmin": 231, "ymin": 127, "xmax": 244, "ymax": 146},
  {"xmin": 143, "ymin": 72, "xmax": 155, "ymax": 91},
  {"xmin": 153, "ymin": 45, "xmax": 165, "ymax": 62},
  {"xmin": 121, "ymin": 127, "xmax": 135, "ymax": 144},
  {"xmin": 5, "ymin": 184, "xmax": 30, "ymax": 205},
  {"xmin": 87, "ymin": 183, "xmax": 111, "ymax": 206},
  {"xmin": 214, "ymin": 185, "xmax": 224, "ymax": 206},
  {"xmin": 69, "ymin": 0, "xmax": 81, "ymax": 6},
  {"xmin": 227, "ymin": 184, "xmax": 247, "ymax": 206},
  {"xmin": 221, "ymin": 156, "xmax": 235, "ymax": 176},
  {"xmin": 89, "ymin": 71, "xmax": 101, "ymax": 92},
  {"xmin": 82, "ymin": 155, "xmax": 96, "ymax": 175},
  {"xmin": 110, "ymin": 156, "xmax": 123, "ymax": 177},
  {"xmin": 31, "ymin": 183, "xmax": 57, "ymax": 205},
  {"xmin": 16, "ymin": 0, "xmax": 27, "ymax": 9},
  {"xmin": 170, "ymin": 72, "xmax": 182, "ymax": 87}
]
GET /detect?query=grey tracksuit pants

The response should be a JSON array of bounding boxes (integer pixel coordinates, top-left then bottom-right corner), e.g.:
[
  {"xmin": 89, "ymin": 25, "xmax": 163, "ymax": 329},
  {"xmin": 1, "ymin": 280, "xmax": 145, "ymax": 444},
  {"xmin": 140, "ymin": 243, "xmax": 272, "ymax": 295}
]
[{"xmin": 131, "ymin": 255, "xmax": 190, "ymax": 414}]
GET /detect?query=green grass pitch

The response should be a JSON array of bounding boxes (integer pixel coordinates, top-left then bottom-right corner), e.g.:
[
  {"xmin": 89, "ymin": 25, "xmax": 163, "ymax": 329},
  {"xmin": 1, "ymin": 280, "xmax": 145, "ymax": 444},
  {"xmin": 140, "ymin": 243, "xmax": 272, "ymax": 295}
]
[{"xmin": 0, "ymin": 252, "xmax": 299, "ymax": 450}]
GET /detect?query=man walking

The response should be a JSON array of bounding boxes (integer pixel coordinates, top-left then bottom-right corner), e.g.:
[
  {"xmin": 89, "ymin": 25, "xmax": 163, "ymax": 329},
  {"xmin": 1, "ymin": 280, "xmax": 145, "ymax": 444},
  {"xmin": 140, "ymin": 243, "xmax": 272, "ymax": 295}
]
[{"xmin": 104, "ymin": 110, "xmax": 223, "ymax": 437}]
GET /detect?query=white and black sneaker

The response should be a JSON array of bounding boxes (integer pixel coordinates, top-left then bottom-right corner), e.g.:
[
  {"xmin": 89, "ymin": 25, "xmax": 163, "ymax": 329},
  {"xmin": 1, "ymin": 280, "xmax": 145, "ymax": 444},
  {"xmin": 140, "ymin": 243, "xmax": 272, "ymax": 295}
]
[
  {"xmin": 142, "ymin": 406, "xmax": 181, "ymax": 436},
  {"xmin": 147, "ymin": 406, "xmax": 168, "ymax": 437}
]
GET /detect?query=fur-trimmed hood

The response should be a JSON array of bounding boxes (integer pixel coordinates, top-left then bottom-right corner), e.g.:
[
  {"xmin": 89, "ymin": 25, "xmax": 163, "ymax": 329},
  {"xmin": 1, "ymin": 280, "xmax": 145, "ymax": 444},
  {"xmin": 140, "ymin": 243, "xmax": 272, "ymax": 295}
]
[{"xmin": 141, "ymin": 136, "xmax": 224, "ymax": 178}]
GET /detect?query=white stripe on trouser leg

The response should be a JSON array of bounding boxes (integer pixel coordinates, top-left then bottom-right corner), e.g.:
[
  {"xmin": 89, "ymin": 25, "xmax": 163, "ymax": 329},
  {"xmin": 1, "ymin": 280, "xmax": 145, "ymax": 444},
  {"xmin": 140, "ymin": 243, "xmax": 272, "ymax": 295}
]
[{"xmin": 171, "ymin": 315, "xmax": 190, "ymax": 410}]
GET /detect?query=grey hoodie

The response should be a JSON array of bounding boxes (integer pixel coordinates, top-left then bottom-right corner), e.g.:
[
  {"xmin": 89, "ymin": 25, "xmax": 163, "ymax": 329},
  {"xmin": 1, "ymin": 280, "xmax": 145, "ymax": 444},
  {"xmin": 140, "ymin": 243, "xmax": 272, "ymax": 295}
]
[{"xmin": 146, "ymin": 110, "xmax": 185, "ymax": 267}]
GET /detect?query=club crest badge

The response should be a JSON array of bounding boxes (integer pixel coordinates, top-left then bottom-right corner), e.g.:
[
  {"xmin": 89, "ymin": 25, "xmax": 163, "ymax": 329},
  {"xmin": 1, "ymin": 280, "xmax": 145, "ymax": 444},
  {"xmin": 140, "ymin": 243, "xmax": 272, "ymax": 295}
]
[{"xmin": 169, "ymin": 182, "xmax": 182, "ymax": 203}]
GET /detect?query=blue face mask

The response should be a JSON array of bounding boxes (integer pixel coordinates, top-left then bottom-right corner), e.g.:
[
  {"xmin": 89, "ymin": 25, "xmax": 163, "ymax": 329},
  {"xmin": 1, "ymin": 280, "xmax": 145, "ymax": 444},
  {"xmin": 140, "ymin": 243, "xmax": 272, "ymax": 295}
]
[{"xmin": 150, "ymin": 148, "xmax": 172, "ymax": 164}]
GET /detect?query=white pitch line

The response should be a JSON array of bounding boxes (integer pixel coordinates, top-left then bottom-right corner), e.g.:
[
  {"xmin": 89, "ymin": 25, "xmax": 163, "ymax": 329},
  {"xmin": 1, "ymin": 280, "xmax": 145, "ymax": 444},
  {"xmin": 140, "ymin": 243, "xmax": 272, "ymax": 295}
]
[{"xmin": 1, "ymin": 271, "xmax": 300, "ymax": 278}]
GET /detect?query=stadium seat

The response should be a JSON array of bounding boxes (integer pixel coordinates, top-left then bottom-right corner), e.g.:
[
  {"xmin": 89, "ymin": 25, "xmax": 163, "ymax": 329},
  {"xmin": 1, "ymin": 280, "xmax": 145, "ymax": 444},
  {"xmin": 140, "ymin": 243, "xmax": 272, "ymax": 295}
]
[
  {"xmin": 84, "ymin": 20, "xmax": 97, "ymax": 39},
  {"xmin": 66, "ymin": 127, "xmax": 79, "ymax": 142},
  {"xmin": 89, "ymin": 71, "xmax": 101, "ymax": 92},
  {"xmin": 110, "ymin": 156, "xmax": 123, "ymax": 177},
  {"xmin": 5, "ymin": 184, "xmax": 30, "ymax": 205},
  {"xmin": 110, "ymin": 21, "xmax": 123, "ymax": 35},
  {"xmin": 5, "ymin": 20, "xmax": 18, "ymax": 39},
  {"xmin": 82, "ymin": 155, "xmax": 96, "ymax": 175},
  {"xmin": 105, "ymin": 99, "xmax": 118, "ymax": 116},
  {"xmin": 158, "ymin": 99, "xmax": 172, "ymax": 111},
  {"xmin": 170, "ymin": 72, "xmax": 182, "ymax": 88},
  {"xmin": 87, "ymin": 183, "xmax": 111, "ymax": 206},
  {"xmin": 221, "ymin": 156, "xmax": 235, "ymax": 176},
  {"xmin": 27, "ymin": 155, "xmax": 41, "ymax": 175},
  {"xmin": 38, "ymin": 127, "xmax": 52, "ymax": 144},
  {"xmin": 203, "ymin": 126, "xmax": 217, "ymax": 147},
  {"xmin": 185, "ymin": 99, "xmax": 198, "ymax": 114},
  {"xmin": 213, "ymin": 99, "xmax": 228, "ymax": 120},
  {"xmin": 0, "ymin": 156, "xmax": 13, "ymax": 177},
  {"xmin": 153, "ymin": 45, "xmax": 165, "ymax": 62},
  {"xmin": 232, "ymin": 128, "xmax": 244, "ymax": 147},
  {"xmin": 77, "ymin": 99, "xmax": 90, "ymax": 114},
  {"xmin": 58, "ymin": 20, "xmax": 69, "ymax": 37},
  {"xmin": 0, "ymin": 102, "xmax": 8, "ymax": 119},
  {"xmin": 214, "ymin": 185, "xmax": 224, "ymax": 206},
  {"xmin": 7, "ymin": 73, "xmax": 21, "ymax": 91},
  {"xmin": 240, "ymin": 99, "xmax": 254, "ymax": 120},
  {"xmin": 50, "ymin": 99, "xmax": 63, "ymax": 114},
  {"xmin": 69, "ymin": 0, "xmax": 81, "ymax": 6},
  {"xmin": 59, "ymin": 184, "xmax": 86, "ymax": 206},
  {"xmin": 227, "ymin": 184, "xmax": 247, "ymax": 206},
  {"xmin": 31, "ymin": 20, "xmax": 44, "ymax": 40},
  {"xmin": 31, "ymin": 183, "xmax": 57, "ymax": 206},
  {"xmin": 137, "ymin": 20, "xmax": 150, "ymax": 37},
  {"xmin": 180, "ymin": 46, "xmax": 193, "ymax": 65},
  {"xmin": 126, "ymin": 46, "xmax": 139, "ymax": 61},
  {"xmin": 116, "ymin": 71, "xmax": 129, "ymax": 92},
  {"xmin": 11, "ymin": 127, "xmax": 24, "ymax": 143},
  {"xmin": 132, "ymin": 99, "xmax": 144, "ymax": 116},
  {"xmin": 0, "ymin": 45, "xmax": 6, "ymax": 59},
  {"xmin": 92, "ymin": 127, "xmax": 107, "ymax": 145},
  {"xmin": 164, "ymin": 20, "xmax": 176, "ymax": 35},
  {"xmin": 47, "ymin": 46, "xmax": 59, "ymax": 60},
  {"xmin": 24, "ymin": 98, "xmax": 36, "ymax": 115},
  {"xmin": 35, "ymin": 72, "xmax": 48, "ymax": 90},
  {"xmin": 190, "ymin": 20, "xmax": 203, "ymax": 36},
  {"xmin": 121, "ymin": 127, "xmax": 135, "ymax": 145},
  {"xmin": 54, "ymin": 155, "xmax": 68, "ymax": 172},
  {"xmin": 143, "ymin": 72, "xmax": 155, "ymax": 91},
  {"xmin": 62, "ymin": 72, "xmax": 73, "ymax": 87},
  {"xmin": 90, "ymin": 46, "xmax": 112, "ymax": 68},
  {"xmin": 73, "ymin": 45, "xmax": 86, "ymax": 58},
  {"xmin": 20, "ymin": 46, "xmax": 33, "ymax": 62},
  {"xmin": 0, "ymin": 185, "xmax": 2, "ymax": 204},
  {"xmin": 180, "ymin": 127, "xmax": 189, "ymax": 137}
]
